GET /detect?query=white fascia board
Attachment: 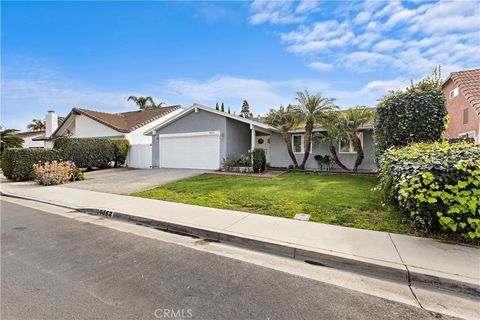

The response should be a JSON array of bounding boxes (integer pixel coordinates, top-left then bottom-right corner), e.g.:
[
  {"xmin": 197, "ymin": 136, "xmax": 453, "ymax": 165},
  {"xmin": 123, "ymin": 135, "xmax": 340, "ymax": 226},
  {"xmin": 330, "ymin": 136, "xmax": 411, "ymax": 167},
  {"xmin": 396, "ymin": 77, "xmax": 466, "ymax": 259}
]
[
  {"xmin": 144, "ymin": 103, "xmax": 278, "ymax": 135},
  {"xmin": 144, "ymin": 108, "xmax": 195, "ymax": 136},
  {"xmin": 158, "ymin": 131, "xmax": 221, "ymax": 138}
]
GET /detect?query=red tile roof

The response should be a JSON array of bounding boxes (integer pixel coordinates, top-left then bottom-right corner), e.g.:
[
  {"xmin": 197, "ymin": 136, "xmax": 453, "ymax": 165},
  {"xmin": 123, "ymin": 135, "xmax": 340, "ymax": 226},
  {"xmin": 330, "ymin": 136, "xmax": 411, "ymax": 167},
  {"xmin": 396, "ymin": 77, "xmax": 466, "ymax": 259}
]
[{"xmin": 448, "ymin": 68, "xmax": 480, "ymax": 115}]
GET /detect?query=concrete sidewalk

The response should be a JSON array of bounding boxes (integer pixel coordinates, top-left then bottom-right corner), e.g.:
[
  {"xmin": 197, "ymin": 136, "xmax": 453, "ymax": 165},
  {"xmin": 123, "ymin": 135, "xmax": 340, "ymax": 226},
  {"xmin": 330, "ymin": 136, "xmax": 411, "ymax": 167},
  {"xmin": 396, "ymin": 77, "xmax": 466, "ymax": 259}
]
[{"xmin": 1, "ymin": 180, "xmax": 479, "ymax": 296}]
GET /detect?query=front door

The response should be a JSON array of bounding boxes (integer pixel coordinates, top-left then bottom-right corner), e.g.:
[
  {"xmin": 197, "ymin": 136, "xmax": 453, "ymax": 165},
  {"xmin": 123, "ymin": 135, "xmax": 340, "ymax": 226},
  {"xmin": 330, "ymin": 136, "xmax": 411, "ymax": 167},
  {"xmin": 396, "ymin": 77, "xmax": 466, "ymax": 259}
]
[{"xmin": 255, "ymin": 135, "xmax": 270, "ymax": 164}]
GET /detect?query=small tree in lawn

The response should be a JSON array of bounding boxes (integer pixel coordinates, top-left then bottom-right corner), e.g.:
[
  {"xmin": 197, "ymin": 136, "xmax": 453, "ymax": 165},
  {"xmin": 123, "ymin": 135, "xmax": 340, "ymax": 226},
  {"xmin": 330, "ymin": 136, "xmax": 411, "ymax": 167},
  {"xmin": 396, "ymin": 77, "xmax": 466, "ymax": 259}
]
[
  {"xmin": 265, "ymin": 105, "xmax": 299, "ymax": 168},
  {"xmin": 373, "ymin": 67, "xmax": 447, "ymax": 162},
  {"xmin": 341, "ymin": 106, "xmax": 375, "ymax": 171},
  {"xmin": 315, "ymin": 111, "xmax": 350, "ymax": 171},
  {"xmin": 293, "ymin": 90, "xmax": 336, "ymax": 168},
  {"xmin": 239, "ymin": 100, "xmax": 253, "ymax": 118}
]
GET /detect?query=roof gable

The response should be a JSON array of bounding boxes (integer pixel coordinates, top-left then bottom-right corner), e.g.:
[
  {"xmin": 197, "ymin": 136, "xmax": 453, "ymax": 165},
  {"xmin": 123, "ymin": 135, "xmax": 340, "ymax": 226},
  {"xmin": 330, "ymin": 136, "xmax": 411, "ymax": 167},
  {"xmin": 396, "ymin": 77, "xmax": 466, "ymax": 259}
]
[
  {"xmin": 144, "ymin": 103, "xmax": 277, "ymax": 135},
  {"xmin": 53, "ymin": 105, "xmax": 182, "ymax": 137},
  {"xmin": 445, "ymin": 68, "xmax": 480, "ymax": 115}
]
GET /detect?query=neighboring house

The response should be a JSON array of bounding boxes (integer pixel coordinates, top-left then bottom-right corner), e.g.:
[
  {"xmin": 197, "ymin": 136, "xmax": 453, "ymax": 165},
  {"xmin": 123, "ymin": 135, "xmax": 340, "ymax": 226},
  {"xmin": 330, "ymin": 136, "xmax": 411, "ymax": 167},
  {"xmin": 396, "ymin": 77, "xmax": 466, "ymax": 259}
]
[
  {"xmin": 443, "ymin": 68, "xmax": 480, "ymax": 143},
  {"xmin": 14, "ymin": 116, "xmax": 65, "ymax": 148},
  {"xmin": 145, "ymin": 104, "xmax": 376, "ymax": 171},
  {"xmin": 15, "ymin": 131, "xmax": 49, "ymax": 148},
  {"xmin": 39, "ymin": 106, "xmax": 183, "ymax": 168}
]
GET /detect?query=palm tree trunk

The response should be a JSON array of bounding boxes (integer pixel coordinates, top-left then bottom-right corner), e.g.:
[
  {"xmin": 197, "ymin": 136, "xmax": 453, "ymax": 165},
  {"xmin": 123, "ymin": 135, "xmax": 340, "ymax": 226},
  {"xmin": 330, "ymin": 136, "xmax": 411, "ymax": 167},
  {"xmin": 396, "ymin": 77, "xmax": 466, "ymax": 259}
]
[
  {"xmin": 328, "ymin": 145, "xmax": 350, "ymax": 171},
  {"xmin": 351, "ymin": 132, "xmax": 364, "ymax": 171},
  {"xmin": 300, "ymin": 123, "xmax": 313, "ymax": 168},
  {"xmin": 281, "ymin": 132, "xmax": 299, "ymax": 167}
]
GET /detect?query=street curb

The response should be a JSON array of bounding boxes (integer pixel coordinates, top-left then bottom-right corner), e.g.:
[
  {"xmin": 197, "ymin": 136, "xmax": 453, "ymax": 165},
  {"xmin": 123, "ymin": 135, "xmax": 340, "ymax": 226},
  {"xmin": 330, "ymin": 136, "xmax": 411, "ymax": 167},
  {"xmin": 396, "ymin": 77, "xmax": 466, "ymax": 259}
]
[{"xmin": 2, "ymin": 191, "xmax": 478, "ymax": 297}]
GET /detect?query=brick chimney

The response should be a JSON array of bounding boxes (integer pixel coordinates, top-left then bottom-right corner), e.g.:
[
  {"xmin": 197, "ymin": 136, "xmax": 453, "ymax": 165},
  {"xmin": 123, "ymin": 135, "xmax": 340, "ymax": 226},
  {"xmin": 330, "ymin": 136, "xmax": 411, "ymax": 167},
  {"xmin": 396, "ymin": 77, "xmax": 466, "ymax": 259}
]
[{"xmin": 45, "ymin": 110, "xmax": 58, "ymax": 138}]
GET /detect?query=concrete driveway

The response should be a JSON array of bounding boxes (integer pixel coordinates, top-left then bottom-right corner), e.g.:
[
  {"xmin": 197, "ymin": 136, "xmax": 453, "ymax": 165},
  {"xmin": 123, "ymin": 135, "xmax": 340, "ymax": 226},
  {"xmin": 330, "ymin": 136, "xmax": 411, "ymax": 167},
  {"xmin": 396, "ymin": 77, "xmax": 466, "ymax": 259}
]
[{"xmin": 60, "ymin": 167, "xmax": 206, "ymax": 195}]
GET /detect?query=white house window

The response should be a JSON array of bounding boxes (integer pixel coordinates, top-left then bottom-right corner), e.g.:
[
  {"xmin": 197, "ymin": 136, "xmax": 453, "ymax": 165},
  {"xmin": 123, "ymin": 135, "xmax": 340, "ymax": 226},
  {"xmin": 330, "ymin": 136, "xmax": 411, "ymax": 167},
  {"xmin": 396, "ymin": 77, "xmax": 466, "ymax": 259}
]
[
  {"xmin": 449, "ymin": 87, "xmax": 459, "ymax": 99},
  {"xmin": 292, "ymin": 135, "xmax": 302, "ymax": 153},
  {"xmin": 339, "ymin": 132, "xmax": 363, "ymax": 153},
  {"xmin": 292, "ymin": 134, "xmax": 312, "ymax": 153}
]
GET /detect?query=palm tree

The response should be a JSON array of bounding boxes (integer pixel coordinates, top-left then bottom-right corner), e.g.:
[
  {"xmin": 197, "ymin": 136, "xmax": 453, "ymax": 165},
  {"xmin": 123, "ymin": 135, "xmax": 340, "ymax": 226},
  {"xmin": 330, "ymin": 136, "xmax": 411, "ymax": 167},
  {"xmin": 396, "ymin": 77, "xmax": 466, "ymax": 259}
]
[
  {"xmin": 293, "ymin": 90, "xmax": 336, "ymax": 168},
  {"xmin": 265, "ymin": 105, "xmax": 299, "ymax": 167},
  {"xmin": 341, "ymin": 106, "xmax": 375, "ymax": 171},
  {"xmin": 0, "ymin": 128, "xmax": 24, "ymax": 152},
  {"xmin": 27, "ymin": 119, "xmax": 45, "ymax": 131},
  {"xmin": 315, "ymin": 111, "xmax": 350, "ymax": 171},
  {"xmin": 127, "ymin": 96, "xmax": 160, "ymax": 110}
]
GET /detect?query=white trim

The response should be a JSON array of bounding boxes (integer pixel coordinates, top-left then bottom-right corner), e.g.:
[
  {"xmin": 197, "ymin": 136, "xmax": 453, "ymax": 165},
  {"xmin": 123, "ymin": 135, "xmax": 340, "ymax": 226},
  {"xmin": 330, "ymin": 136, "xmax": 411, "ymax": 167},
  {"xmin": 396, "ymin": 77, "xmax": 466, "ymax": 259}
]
[
  {"xmin": 339, "ymin": 132, "xmax": 364, "ymax": 154},
  {"xmin": 449, "ymin": 87, "xmax": 459, "ymax": 99},
  {"xmin": 158, "ymin": 131, "xmax": 220, "ymax": 138},
  {"xmin": 144, "ymin": 104, "xmax": 277, "ymax": 135},
  {"xmin": 292, "ymin": 134, "xmax": 312, "ymax": 154}
]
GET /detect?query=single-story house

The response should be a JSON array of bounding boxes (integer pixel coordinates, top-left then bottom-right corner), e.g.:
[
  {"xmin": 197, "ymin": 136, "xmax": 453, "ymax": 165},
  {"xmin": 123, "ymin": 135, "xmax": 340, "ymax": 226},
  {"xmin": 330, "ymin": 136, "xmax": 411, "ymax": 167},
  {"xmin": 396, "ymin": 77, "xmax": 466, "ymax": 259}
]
[
  {"xmin": 14, "ymin": 116, "xmax": 65, "ymax": 148},
  {"xmin": 39, "ymin": 106, "xmax": 183, "ymax": 168},
  {"xmin": 144, "ymin": 104, "xmax": 376, "ymax": 171},
  {"xmin": 443, "ymin": 68, "xmax": 480, "ymax": 143}
]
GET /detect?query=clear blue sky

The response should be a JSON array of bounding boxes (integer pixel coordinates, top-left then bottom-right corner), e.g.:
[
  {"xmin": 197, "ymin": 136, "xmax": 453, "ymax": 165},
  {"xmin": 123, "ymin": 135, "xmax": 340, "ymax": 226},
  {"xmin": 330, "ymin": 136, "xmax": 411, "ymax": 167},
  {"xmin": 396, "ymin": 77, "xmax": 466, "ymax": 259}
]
[{"xmin": 2, "ymin": 1, "xmax": 479, "ymax": 129}]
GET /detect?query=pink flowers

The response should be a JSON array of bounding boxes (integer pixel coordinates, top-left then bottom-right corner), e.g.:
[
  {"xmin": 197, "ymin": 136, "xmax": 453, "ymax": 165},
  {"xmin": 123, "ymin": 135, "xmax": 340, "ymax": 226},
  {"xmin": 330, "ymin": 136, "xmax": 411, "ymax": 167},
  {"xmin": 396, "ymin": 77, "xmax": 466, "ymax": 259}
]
[{"xmin": 33, "ymin": 161, "xmax": 80, "ymax": 186}]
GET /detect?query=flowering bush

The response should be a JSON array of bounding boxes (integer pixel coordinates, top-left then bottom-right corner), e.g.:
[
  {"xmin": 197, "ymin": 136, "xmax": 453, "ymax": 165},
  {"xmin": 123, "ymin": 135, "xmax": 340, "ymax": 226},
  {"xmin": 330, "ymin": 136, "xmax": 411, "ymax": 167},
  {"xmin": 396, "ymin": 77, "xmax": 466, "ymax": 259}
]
[{"xmin": 33, "ymin": 161, "xmax": 83, "ymax": 186}]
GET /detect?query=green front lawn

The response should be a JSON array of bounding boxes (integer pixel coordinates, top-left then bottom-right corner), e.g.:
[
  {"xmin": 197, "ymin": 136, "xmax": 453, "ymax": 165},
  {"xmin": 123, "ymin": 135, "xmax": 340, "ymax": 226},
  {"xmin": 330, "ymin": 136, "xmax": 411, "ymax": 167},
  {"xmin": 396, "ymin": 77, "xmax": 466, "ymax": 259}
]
[{"xmin": 133, "ymin": 172, "xmax": 412, "ymax": 234}]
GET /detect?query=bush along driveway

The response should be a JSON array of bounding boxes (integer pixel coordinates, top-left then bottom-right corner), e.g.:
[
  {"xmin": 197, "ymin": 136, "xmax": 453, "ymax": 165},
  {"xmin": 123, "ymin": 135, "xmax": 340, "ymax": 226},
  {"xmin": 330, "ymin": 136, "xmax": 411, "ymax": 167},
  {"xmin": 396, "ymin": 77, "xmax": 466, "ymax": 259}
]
[{"xmin": 133, "ymin": 172, "xmax": 412, "ymax": 235}]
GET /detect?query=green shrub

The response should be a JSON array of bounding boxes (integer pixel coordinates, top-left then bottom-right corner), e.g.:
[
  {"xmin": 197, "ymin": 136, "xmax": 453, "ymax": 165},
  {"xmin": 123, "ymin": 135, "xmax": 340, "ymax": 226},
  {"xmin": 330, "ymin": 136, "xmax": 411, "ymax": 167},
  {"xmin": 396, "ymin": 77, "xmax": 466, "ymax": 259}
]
[
  {"xmin": 379, "ymin": 142, "xmax": 480, "ymax": 239},
  {"xmin": 54, "ymin": 137, "xmax": 116, "ymax": 169},
  {"xmin": 111, "ymin": 138, "xmax": 130, "ymax": 166},
  {"xmin": 252, "ymin": 149, "xmax": 266, "ymax": 173},
  {"xmin": 373, "ymin": 68, "xmax": 448, "ymax": 162},
  {"xmin": 72, "ymin": 168, "xmax": 85, "ymax": 181},
  {"xmin": 1, "ymin": 148, "xmax": 62, "ymax": 181}
]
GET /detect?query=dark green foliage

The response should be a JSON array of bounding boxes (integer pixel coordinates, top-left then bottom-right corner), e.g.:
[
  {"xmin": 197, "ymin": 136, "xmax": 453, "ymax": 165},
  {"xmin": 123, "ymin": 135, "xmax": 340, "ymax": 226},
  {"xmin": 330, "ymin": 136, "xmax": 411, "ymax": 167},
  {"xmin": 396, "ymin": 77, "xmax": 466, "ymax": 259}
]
[
  {"xmin": 0, "ymin": 128, "xmax": 24, "ymax": 152},
  {"xmin": 54, "ymin": 137, "xmax": 129, "ymax": 169},
  {"xmin": 373, "ymin": 69, "xmax": 447, "ymax": 162},
  {"xmin": 314, "ymin": 154, "xmax": 331, "ymax": 170},
  {"xmin": 379, "ymin": 142, "xmax": 480, "ymax": 240},
  {"xmin": 2, "ymin": 137, "xmax": 130, "ymax": 181},
  {"xmin": 239, "ymin": 100, "xmax": 253, "ymax": 118},
  {"xmin": 1, "ymin": 148, "xmax": 62, "ymax": 181},
  {"xmin": 111, "ymin": 138, "xmax": 130, "ymax": 166},
  {"xmin": 252, "ymin": 148, "xmax": 266, "ymax": 173}
]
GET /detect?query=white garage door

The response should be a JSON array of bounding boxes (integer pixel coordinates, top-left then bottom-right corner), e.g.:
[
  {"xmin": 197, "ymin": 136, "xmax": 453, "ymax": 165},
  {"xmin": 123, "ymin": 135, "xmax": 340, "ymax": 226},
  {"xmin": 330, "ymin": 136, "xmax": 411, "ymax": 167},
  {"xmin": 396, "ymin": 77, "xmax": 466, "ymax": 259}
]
[{"xmin": 159, "ymin": 131, "xmax": 220, "ymax": 170}]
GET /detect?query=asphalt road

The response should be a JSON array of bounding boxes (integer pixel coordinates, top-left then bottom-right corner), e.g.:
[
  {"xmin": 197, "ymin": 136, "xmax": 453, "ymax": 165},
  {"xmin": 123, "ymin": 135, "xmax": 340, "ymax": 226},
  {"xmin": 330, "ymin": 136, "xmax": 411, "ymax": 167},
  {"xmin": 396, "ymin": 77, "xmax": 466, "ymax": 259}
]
[{"xmin": 1, "ymin": 200, "xmax": 439, "ymax": 320}]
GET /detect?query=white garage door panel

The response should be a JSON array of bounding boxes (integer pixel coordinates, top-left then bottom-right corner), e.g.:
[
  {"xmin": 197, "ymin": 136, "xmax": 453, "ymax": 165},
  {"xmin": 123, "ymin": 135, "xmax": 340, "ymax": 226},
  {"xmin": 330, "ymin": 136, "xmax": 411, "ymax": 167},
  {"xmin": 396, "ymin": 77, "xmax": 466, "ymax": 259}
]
[{"xmin": 160, "ymin": 133, "xmax": 220, "ymax": 170}]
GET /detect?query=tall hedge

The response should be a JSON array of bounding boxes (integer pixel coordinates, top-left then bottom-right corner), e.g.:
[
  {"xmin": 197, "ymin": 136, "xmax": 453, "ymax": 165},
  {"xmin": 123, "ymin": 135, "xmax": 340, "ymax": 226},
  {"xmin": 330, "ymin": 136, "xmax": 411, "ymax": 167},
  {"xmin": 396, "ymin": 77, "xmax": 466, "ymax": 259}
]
[
  {"xmin": 54, "ymin": 137, "xmax": 129, "ymax": 169},
  {"xmin": 1, "ymin": 148, "xmax": 62, "ymax": 181},
  {"xmin": 111, "ymin": 138, "xmax": 130, "ymax": 166},
  {"xmin": 373, "ymin": 69, "xmax": 447, "ymax": 162},
  {"xmin": 379, "ymin": 142, "xmax": 480, "ymax": 240}
]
